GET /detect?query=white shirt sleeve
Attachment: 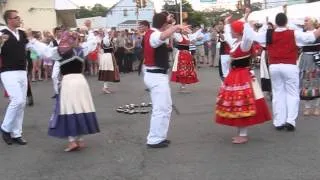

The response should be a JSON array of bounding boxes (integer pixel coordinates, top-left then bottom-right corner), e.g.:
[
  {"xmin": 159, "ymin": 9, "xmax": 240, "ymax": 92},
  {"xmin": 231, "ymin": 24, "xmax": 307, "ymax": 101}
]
[
  {"xmin": 27, "ymin": 39, "xmax": 60, "ymax": 60},
  {"xmin": 81, "ymin": 37, "xmax": 98, "ymax": 57},
  {"xmin": 103, "ymin": 36, "xmax": 110, "ymax": 46},
  {"xmin": 294, "ymin": 30, "xmax": 316, "ymax": 46},
  {"xmin": 173, "ymin": 33, "xmax": 183, "ymax": 43},
  {"xmin": 150, "ymin": 31, "xmax": 166, "ymax": 48},
  {"xmin": 250, "ymin": 27, "xmax": 267, "ymax": 45},
  {"xmin": 240, "ymin": 23, "xmax": 254, "ymax": 52},
  {"xmin": 223, "ymin": 24, "xmax": 236, "ymax": 48}
]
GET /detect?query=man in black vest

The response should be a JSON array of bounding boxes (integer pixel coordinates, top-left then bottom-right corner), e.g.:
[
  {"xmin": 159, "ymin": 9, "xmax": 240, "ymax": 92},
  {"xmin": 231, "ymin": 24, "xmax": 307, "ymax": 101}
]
[
  {"xmin": 143, "ymin": 12, "xmax": 189, "ymax": 148},
  {"xmin": 0, "ymin": 10, "xmax": 29, "ymax": 145}
]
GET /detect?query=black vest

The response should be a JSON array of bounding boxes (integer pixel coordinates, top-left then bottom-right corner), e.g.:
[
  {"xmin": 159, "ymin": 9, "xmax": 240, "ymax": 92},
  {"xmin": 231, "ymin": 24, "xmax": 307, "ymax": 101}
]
[
  {"xmin": 154, "ymin": 43, "xmax": 169, "ymax": 70},
  {"xmin": 0, "ymin": 29, "xmax": 29, "ymax": 72}
]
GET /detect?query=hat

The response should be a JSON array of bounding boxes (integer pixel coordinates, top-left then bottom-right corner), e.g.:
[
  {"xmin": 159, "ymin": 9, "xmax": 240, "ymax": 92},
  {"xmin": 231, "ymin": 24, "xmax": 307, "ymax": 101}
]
[{"xmin": 231, "ymin": 20, "xmax": 244, "ymax": 35}]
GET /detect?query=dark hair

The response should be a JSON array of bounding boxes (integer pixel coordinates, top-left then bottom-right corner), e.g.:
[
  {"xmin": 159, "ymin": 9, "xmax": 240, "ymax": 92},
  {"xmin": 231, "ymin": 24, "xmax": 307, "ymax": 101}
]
[
  {"xmin": 53, "ymin": 27, "xmax": 62, "ymax": 35},
  {"xmin": 152, "ymin": 13, "xmax": 167, "ymax": 29},
  {"xmin": 275, "ymin": 13, "xmax": 288, "ymax": 27},
  {"xmin": 267, "ymin": 22, "xmax": 274, "ymax": 29},
  {"xmin": 139, "ymin": 20, "xmax": 150, "ymax": 28},
  {"xmin": 218, "ymin": 19, "xmax": 225, "ymax": 25},
  {"xmin": 3, "ymin": 10, "xmax": 18, "ymax": 24}
]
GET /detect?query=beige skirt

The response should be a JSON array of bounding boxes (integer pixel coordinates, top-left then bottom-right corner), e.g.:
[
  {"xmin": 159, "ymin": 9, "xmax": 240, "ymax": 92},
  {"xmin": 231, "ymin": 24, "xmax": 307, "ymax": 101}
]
[{"xmin": 60, "ymin": 74, "xmax": 96, "ymax": 115}]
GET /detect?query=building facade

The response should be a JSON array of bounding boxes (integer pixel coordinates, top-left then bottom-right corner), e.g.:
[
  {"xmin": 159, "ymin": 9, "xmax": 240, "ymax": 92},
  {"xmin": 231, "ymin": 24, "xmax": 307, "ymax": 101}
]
[
  {"xmin": 0, "ymin": 0, "xmax": 77, "ymax": 32},
  {"xmin": 105, "ymin": 0, "xmax": 154, "ymax": 29}
]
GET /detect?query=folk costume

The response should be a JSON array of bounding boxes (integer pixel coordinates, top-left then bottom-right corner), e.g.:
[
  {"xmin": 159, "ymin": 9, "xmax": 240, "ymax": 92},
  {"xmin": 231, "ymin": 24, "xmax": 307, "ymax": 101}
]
[
  {"xmin": 143, "ymin": 27, "xmax": 172, "ymax": 148},
  {"xmin": 215, "ymin": 21, "xmax": 271, "ymax": 144},
  {"xmin": 98, "ymin": 34, "xmax": 120, "ymax": 94},
  {"xmin": 33, "ymin": 31, "xmax": 100, "ymax": 151},
  {"xmin": 217, "ymin": 29, "xmax": 232, "ymax": 80},
  {"xmin": 252, "ymin": 16, "xmax": 318, "ymax": 130},
  {"xmin": 0, "ymin": 28, "xmax": 30, "ymax": 145},
  {"xmin": 171, "ymin": 33, "xmax": 198, "ymax": 89},
  {"xmin": 260, "ymin": 46, "xmax": 272, "ymax": 93},
  {"xmin": 298, "ymin": 33, "xmax": 320, "ymax": 115}
]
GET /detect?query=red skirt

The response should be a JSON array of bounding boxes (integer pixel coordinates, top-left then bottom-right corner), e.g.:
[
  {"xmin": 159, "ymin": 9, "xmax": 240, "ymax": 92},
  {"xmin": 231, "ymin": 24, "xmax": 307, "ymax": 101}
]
[
  {"xmin": 171, "ymin": 50, "xmax": 198, "ymax": 84},
  {"xmin": 215, "ymin": 68, "xmax": 271, "ymax": 127}
]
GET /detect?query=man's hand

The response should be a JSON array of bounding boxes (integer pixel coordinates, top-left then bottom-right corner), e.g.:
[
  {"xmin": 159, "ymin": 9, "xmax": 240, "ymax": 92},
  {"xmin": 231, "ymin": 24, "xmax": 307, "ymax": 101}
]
[
  {"xmin": 224, "ymin": 15, "xmax": 232, "ymax": 24},
  {"xmin": 283, "ymin": 4, "xmax": 287, "ymax": 14}
]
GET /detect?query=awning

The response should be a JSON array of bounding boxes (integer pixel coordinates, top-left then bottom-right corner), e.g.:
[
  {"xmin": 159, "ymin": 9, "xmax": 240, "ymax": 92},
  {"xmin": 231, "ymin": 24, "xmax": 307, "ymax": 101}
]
[{"xmin": 55, "ymin": 0, "xmax": 78, "ymax": 10}]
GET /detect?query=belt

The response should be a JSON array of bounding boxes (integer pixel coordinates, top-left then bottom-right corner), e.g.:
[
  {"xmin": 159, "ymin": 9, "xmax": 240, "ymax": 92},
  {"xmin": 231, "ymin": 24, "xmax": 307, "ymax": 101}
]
[{"xmin": 146, "ymin": 69, "xmax": 167, "ymax": 74}]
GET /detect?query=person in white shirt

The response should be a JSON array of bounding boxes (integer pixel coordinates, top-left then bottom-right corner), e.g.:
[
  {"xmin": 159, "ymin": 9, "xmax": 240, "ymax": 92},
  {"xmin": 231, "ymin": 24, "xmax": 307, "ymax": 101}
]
[
  {"xmin": 250, "ymin": 6, "xmax": 320, "ymax": 131},
  {"xmin": 143, "ymin": 12, "xmax": 189, "ymax": 148}
]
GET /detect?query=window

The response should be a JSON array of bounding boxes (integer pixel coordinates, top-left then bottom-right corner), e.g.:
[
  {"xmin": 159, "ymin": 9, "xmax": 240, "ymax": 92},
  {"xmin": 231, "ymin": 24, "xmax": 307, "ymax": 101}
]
[{"xmin": 123, "ymin": 9, "xmax": 128, "ymax": 16}]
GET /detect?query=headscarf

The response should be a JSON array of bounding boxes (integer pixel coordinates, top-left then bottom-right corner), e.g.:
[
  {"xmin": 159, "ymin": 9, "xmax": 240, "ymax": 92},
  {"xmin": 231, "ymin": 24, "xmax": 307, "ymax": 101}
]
[
  {"xmin": 58, "ymin": 31, "xmax": 79, "ymax": 57},
  {"xmin": 231, "ymin": 20, "xmax": 244, "ymax": 35}
]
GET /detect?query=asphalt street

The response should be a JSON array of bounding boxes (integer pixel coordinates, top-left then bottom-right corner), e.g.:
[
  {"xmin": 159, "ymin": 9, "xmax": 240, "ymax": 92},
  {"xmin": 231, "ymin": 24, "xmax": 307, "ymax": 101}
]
[{"xmin": 0, "ymin": 67, "xmax": 319, "ymax": 180}]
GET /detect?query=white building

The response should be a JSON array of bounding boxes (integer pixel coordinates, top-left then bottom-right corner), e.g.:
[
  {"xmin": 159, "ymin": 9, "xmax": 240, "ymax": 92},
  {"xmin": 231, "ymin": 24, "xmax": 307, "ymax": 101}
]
[
  {"xmin": 105, "ymin": 0, "xmax": 154, "ymax": 29},
  {"xmin": 0, "ymin": 0, "xmax": 78, "ymax": 32},
  {"xmin": 76, "ymin": 16, "xmax": 107, "ymax": 29}
]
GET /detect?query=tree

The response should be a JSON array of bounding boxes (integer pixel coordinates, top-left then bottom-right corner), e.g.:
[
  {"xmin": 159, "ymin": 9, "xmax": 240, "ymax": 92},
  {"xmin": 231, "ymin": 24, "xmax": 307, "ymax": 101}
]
[
  {"xmin": 163, "ymin": 0, "xmax": 206, "ymax": 26},
  {"xmin": 76, "ymin": 4, "xmax": 108, "ymax": 18}
]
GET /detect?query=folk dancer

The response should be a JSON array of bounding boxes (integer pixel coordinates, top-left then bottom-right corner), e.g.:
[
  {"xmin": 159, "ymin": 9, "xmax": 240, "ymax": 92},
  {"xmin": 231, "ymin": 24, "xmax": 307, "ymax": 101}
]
[
  {"xmin": 215, "ymin": 9, "xmax": 271, "ymax": 144},
  {"xmin": 51, "ymin": 27, "xmax": 62, "ymax": 98},
  {"xmin": 33, "ymin": 31, "xmax": 100, "ymax": 152},
  {"xmin": 299, "ymin": 17, "xmax": 320, "ymax": 116},
  {"xmin": 259, "ymin": 22, "xmax": 274, "ymax": 100},
  {"xmin": 217, "ymin": 19, "xmax": 232, "ymax": 81},
  {"xmin": 251, "ymin": 11, "xmax": 320, "ymax": 131},
  {"xmin": 171, "ymin": 25, "xmax": 201, "ymax": 92},
  {"xmin": 143, "ymin": 12, "xmax": 189, "ymax": 148},
  {"xmin": 0, "ymin": 10, "xmax": 30, "ymax": 145},
  {"xmin": 98, "ymin": 31, "xmax": 120, "ymax": 94}
]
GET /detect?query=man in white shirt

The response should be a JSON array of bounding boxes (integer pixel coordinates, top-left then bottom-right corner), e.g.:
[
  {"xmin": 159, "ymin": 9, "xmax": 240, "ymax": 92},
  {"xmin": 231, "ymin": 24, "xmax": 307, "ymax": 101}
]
[{"xmin": 143, "ymin": 12, "xmax": 189, "ymax": 148}]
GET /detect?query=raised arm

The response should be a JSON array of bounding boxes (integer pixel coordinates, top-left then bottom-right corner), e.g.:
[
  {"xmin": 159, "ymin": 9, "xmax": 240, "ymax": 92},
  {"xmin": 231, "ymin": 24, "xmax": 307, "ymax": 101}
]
[
  {"xmin": 151, "ymin": 25, "xmax": 190, "ymax": 48},
  {"xmin": 240, "ymin": 8, "xmax": 254, "ymax": 51}
]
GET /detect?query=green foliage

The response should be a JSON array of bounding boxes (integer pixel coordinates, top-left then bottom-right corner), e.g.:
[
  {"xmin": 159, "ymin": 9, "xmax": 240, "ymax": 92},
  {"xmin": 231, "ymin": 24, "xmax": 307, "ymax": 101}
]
[
  {"xmin": 162, "ymin": 1, "xmax": 262, "ymax": 27},
  {"xmin": 76, "ymin": 4, "xmax": 108, "ymax": 18}
]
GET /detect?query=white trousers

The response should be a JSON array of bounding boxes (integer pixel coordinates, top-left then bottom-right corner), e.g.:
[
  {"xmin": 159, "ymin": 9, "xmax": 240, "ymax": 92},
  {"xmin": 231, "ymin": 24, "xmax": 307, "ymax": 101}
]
[
  {"xmin": 51, "ymin": 61, "xmax": 60, "ymax": 94},
  {"xmin": 144, "ymin": 71, "xmax": 172, "ymax": 144},
  {"xmin": 1, "ymin": 70, "xmax": 27, "ymax": 138},
  {"xmin": 270, "ymin": 64, "xmax": 299, "ymax": 127},
  {"xmin": 221, "ymin": 55, "xmax": 230, "ymax": 78}
]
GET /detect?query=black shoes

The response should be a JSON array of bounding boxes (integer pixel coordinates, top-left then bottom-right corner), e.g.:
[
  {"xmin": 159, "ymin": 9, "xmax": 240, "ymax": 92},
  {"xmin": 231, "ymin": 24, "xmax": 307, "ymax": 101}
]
[
  {"xmin": 147, "ymin": 139, "xmax": 171, "ymax": 149},
  {"xmin": 284, "ymin": 123, "xmax": 295, "ymax": 132},
  {"xmin": 1, "ymin": 128, "xmax": 13, "ymax": 145},
  {"xmin": 1, "ymin": 128, "xmax": 27, "ymax": 145},
  {"xmin": 275, "ymin": 125, "xmax": 286, "ymax": 131},
  {"xmin": 27, "ymin": 96, "xmax": 34, "ymax": 106},
  {"xmin": 12, "ymin": 137, "xmax": 27, "ymax": 145},
  {"xmin": 275, "ymin": 123, "xmax": 295, "ymax": 132},
  {"xmin": 51, "ymin": 94, "xmax": 58, "ymax": 99}
]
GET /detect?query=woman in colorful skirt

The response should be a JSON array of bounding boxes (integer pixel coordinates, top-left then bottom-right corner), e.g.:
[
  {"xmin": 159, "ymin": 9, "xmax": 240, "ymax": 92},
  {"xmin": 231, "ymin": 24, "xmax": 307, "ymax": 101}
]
[
  {"xmin": 171, "ymin": 28, "xmax": 200, "ymax": 93},
  {"xmin": 98, "ymin": 32, "xmax": 120, "ymax": 94},
  {"xmin": 34, "ymin": 31, "xmax": 100, "ymax": 152},
  {"xmin": 215, "ymin": 9, "xmax": 271, "ymax": 144}
]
